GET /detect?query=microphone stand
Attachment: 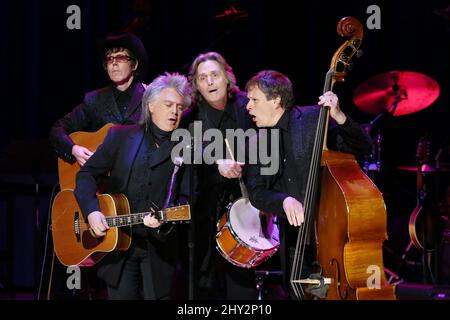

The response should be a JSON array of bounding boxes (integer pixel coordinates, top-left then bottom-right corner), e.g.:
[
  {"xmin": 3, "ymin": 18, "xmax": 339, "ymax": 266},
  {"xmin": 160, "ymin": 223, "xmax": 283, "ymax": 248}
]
[{"xmin": 188, "ymin": 136, "xmax": 196, "ymax": 300}]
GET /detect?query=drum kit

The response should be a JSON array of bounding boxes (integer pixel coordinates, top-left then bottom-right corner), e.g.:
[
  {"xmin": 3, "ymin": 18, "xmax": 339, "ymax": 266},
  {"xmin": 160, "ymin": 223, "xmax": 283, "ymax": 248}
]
[
  {"xmin": 214, "ymin": 70, "xmax": 448, "ymax": 293},
  {"xmin": 215, "ymin": 70, "xmax": 445, "ymax": 275},
  {"xmin": 353, "ymin": 71, "xmax": 440, "ymax": 117},
  {"xmin": 353, "ymin": 70, "xmax": 450, "ymax": 284},
  {"xmin": 353, "ymin": 70, "xmax": 441, "ymax": 174}
]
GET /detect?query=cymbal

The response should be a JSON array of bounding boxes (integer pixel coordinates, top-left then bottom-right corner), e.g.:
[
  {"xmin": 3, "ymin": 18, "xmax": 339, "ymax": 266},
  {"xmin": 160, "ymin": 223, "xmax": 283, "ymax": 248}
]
[
  {"xmin": 353, "ymin": 71, "xmax": 440, "ymax": 116},
  {"xmin": 398, "ymin": 164, "xmax": 450, "ymax": 173}
]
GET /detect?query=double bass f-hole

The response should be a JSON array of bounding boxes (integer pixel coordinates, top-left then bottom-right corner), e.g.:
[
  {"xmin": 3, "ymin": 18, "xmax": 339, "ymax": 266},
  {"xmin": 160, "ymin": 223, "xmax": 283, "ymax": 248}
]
[{"xmin": 330, "ymin": 258, "xmax": 348, "ymax": 300}]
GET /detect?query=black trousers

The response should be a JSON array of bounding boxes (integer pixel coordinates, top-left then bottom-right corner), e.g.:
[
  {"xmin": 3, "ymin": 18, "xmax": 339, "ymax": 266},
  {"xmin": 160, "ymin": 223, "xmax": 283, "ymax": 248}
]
[{"xmin": 106, "ymin": 240, "xmax": 159, "ymax": 300}]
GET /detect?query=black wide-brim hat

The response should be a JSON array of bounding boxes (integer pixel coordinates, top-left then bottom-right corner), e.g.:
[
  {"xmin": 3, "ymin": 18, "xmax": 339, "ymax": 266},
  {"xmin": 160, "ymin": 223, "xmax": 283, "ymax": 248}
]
[{"xmin": 100, "ymin": 32, "xmax": 148, "ymax": 81}]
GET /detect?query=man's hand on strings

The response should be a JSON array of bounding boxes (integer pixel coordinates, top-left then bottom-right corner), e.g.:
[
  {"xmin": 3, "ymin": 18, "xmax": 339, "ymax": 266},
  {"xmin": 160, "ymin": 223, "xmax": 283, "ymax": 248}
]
[
  {"xmin": 72, "ymin": 145, "xmax": 94, "ymax": 166},
  {"xmin": 283, "ymin": 197, "xmax": 305, "ymax": 227},
  {"xmin": 318, "ymin": 91, "xmax": 347, "ymax": 125},
  {"xmin": 217, "ymin": 159, "xmax": 244, "ymax": 179}
]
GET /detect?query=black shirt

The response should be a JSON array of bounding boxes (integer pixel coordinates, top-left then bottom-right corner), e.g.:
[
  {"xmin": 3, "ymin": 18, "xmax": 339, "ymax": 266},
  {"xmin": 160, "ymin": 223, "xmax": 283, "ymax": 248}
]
[
  {"xmin": 113, "ymin": 81, "xmax": 137, "ymax": 117},
  {"xmin": 197, "ymin": 98, "xmax": 244, "ymax": 190},
  {"xmin": 126, "ymin": 122, "xmax": 172, "ymax": 238}
]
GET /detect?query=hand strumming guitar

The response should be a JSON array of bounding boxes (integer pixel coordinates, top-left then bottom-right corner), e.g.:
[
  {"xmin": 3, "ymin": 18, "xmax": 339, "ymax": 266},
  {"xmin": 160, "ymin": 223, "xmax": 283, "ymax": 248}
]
[{"xmin": 87, "ymin": 211, "xmax": 109, "ymax": 238}]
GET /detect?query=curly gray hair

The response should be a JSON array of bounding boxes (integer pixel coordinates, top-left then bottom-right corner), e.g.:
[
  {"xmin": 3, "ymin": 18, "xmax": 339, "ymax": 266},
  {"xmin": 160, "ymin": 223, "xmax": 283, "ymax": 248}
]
[{"xmin": 140, "ymin": 72, "xmax": 192, "ymax": 126}]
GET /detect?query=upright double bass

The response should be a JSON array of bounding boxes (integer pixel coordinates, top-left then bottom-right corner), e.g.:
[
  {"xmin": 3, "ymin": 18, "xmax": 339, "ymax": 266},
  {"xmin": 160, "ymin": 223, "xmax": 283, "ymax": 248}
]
[{"xmin": 289, "ymin": 17, "xmax": 396, "ymax": 300}]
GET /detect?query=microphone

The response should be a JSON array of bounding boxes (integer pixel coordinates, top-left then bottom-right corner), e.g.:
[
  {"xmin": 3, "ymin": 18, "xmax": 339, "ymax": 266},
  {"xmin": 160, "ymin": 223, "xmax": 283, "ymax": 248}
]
[
  {"xmin": 214, "ymin": 5, "xmax": 248, "ymax": 20},
  {"xmin": 163, "ymin": 157, "xmax": 184, "ymax": 209},
  {"xmin": 173, "ymin": 156, "xmax": 184, "ymax": 168}
]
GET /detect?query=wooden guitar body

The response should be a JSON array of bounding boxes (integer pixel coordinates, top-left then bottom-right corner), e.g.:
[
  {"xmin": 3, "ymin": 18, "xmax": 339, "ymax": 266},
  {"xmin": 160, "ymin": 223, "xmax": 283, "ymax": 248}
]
[
  {"xmin": 51, "ymin": 190, "xmax": 131, "ymax": 266},
  {"xmin": 57, "ymin": 123, "xmax": 114, "ymax": 190}
]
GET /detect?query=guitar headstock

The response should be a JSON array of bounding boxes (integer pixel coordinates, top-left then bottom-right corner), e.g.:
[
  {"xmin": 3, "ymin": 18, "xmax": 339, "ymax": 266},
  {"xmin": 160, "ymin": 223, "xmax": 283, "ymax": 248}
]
[{"xmin": 158, "ymin": 204, "xmax": 191, "ymax": 223}]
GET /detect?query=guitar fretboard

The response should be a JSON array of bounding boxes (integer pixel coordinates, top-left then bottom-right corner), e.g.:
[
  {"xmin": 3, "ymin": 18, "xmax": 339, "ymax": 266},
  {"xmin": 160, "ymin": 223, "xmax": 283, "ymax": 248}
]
[
  {"xmin": 106, "ymin": 212, "xmax": 150, "ymax": 227},
  {"xmin": 102, "ymin": 204, "xmax": 190, "ymax": 227}
]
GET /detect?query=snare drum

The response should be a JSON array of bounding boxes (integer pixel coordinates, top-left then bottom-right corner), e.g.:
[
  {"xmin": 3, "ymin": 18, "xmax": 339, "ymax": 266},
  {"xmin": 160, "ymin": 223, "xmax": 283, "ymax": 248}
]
[{"xmin": 215, "ymin": 197, "xmax": 280, "ymax": 268}]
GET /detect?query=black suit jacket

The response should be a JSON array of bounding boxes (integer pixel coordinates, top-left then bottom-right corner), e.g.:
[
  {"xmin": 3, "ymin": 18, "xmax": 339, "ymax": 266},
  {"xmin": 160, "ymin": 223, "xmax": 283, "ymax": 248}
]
[
  {"xmin": 245, "ymin": 105, "xmax": 372, "ymax": 216},
  {"xmin": 74, "ymin": 124, "xmax": 188, "ymax": 295},
  {"xmin": 50, "ymin": 82, "xmax": 145, "ymax": 162},
  {"xmin": 180, "ymin": 91, "xmax": 255, "ymax": 190}
]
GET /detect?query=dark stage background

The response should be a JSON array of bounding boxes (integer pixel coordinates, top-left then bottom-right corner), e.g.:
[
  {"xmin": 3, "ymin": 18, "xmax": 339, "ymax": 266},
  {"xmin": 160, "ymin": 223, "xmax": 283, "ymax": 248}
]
[{"xmin": 0, "ymin": 0, "xmax": 449, "ymax": 298}]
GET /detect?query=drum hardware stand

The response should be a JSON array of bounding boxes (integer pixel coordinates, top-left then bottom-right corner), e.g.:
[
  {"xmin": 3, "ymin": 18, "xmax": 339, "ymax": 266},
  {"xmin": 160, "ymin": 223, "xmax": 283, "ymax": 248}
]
[
  {"xmin": 362, "ymin": 92, "xmax": 402, "ymax": 177},
  {"xmin": 255, "ymin": 270, "xmax": 283, "ymax": 300},
  {"xmin": 401, "ymin": 241, "xmax": 415, "ymax": 261},
  {"xmin": 362, "ymin": 126, "xmax": 383, "ymax": 178},
  {"xmin": 382, "ymin": 241, "xmax": 416, "ymax": 283},
  {"xmin": 384, "ymin": 267, "xmax": 403, "ymax": 286}
]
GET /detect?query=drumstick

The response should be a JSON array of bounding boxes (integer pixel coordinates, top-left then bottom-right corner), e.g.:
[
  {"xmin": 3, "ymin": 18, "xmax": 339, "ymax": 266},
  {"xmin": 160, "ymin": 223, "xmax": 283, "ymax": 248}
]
[
  {"xmin": 224, "ymin": 138, "xmax": 248, "ymax": 198},
  {"xmin": 224, "ymin": 138, "xmax": 235, "ymax": 161}
]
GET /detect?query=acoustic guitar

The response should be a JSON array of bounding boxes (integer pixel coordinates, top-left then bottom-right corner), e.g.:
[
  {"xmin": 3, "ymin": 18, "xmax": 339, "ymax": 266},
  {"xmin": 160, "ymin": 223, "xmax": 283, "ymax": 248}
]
[
  {"xmin": 52, "ymin": 189, "xmax": 191, "ymax": 266},
  {"xmin": 52, "ymin": 123, "xmax": 190, "ymax": 266},
  {"xmin": 408, "ymin": 137, "xmax": 431, "ymax": 249},
  {"xmin": 58, "ymin": 123, "xmax": 114, "ymax": 190}
]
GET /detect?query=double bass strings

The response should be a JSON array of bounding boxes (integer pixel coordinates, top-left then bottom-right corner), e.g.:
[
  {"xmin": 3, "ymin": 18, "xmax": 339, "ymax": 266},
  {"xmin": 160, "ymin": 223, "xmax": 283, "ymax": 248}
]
[{"xmin": 290, "ymin": 104, "xmax": 329, "ymax": 299}]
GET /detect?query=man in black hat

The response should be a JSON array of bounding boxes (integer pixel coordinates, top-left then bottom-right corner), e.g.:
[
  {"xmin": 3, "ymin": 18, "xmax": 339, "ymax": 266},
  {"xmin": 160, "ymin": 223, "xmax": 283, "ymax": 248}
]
[{"xmin": 50, "ymin": 32, "xmax": 148, "ymax": 165}]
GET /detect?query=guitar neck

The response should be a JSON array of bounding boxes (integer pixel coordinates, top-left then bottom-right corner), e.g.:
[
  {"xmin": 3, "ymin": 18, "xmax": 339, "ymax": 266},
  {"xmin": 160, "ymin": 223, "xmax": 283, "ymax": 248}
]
[
  {"xmin": 103, "ymin": 203, "xmax": 190, "ymax": 227},
  {"xmin": 105, "ymin": 212, "xmax": 150, "ymax": 228}
]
